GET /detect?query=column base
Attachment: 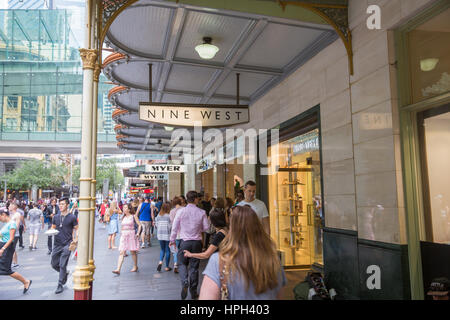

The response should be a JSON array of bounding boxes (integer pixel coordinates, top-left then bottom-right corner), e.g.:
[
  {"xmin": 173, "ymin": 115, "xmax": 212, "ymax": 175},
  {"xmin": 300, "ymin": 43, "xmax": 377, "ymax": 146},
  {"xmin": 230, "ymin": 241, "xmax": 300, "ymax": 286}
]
[
  {"xmin": 72, "ymin": 265, "xmax": 91, "ymax": 293},
  {"xmin": 89, "ymin": 281, "xmax": 93, "ymax": 300},
  {"xmin": 74, "ymin": 288, "xmax": 90, "ymax": 300}
]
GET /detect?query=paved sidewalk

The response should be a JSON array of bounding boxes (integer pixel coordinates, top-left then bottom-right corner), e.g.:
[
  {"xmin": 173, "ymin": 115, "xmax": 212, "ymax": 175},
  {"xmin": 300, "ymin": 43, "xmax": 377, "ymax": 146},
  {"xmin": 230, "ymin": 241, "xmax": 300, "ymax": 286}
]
[{"xmin": 0, "ymin": 219, "xmax": 206, "ymax": 300}]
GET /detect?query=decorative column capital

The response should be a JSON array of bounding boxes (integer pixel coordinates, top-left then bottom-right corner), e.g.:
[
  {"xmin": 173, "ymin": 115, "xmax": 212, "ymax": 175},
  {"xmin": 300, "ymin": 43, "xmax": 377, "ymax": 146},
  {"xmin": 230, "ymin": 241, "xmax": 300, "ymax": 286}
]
[
  {"xmin": 93, "ymin": 63, "xmax": 102, "ymax": 82},
  {"xmin": 79, "ymin": 49, "xmax": 98, "ymax": 70},
  {"xmin": 88, "ymin": 259, "xmax": 96, "ymax": 279},
  {"xmin": 72, "ymin": 265, "xmax": 92, "ymax": 290}
]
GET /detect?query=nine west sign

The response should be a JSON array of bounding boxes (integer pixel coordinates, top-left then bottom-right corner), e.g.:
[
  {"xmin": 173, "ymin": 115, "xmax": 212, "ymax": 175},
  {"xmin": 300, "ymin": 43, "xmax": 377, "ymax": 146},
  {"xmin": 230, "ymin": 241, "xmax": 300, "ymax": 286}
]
[
  {"xmin": 144, "ymin": 164, "xmax": 186, "ymax": 173},
  {"xmin": 139, "ymin": 103, "xmax": 249, "ymax": 127}
]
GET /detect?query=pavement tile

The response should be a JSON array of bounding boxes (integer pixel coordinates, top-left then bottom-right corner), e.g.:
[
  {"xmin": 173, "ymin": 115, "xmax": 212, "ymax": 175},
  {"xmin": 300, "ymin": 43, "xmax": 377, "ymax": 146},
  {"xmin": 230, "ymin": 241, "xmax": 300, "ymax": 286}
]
[{"xmin": 0, "ymin": 220, "xmax": 205, "ymax": 300}]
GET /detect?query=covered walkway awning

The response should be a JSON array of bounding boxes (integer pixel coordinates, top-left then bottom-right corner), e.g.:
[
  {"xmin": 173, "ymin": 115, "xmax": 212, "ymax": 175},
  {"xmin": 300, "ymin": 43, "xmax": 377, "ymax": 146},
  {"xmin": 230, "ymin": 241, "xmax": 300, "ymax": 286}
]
[{"xmin": 102, "ymin": 0, "xmax": 349, "ymax": 152}]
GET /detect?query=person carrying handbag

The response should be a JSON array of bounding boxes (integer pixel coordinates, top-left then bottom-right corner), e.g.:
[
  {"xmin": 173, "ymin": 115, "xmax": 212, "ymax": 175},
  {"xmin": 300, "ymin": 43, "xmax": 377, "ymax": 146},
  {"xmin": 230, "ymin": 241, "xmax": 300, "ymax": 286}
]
[{"xmin": 199, "ymin": 205, "xmax": 286, "ymax": 300}]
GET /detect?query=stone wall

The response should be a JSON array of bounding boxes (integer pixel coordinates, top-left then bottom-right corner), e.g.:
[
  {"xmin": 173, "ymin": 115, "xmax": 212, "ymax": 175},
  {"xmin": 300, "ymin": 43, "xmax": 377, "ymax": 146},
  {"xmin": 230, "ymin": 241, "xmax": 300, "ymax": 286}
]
[{"xmin": 242, "ymin": 0, "xmax": 437, "ymax": 247}]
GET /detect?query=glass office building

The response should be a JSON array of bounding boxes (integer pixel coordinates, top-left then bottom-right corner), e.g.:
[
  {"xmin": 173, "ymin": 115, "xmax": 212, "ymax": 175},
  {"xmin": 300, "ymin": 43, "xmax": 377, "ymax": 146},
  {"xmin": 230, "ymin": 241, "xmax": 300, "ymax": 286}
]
[{"xmin": 0, "ymin": 7, "xmax": 114, "ymax": 142}]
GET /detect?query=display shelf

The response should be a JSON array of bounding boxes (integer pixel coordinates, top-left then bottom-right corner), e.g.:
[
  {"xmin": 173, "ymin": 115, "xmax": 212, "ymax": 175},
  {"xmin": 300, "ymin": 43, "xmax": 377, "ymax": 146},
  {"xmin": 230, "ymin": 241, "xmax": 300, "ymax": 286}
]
[
  {"xmin": 281, "ymin": 182, "xmax": 305, "ymax": 186},
  {"xmin": 278, "ymin": 167, "xmax": 314, "ymax": 172},
  {"xmin": 281, "ymin": 230, "xmax": 307, "ymax": 234}
]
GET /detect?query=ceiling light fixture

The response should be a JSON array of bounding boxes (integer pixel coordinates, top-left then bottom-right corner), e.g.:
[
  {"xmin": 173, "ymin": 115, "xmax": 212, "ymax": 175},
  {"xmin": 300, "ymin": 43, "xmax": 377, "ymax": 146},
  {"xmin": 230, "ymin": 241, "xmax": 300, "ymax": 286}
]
[
  {"xmin": 420, "ymin": 58, "xmax": 439, "ymax": 72},
  {"xmin": 195, "ymin": 37, "xmax": 219, "ymax": 60},
  {"xmin": 164, "ymin": 126, "xmax": 174, "ymax": 131}
]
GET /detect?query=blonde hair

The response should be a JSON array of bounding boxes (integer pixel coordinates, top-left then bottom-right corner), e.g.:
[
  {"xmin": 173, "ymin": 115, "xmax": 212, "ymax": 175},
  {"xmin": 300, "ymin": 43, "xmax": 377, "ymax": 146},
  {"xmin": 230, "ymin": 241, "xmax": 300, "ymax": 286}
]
[
  {"xmin": 219, "ymin": 205, "xmax": 281, "ymax": 294},
  {"xmin": 110, "ymin": 200, "xmax": 118, "ymax": 213}
]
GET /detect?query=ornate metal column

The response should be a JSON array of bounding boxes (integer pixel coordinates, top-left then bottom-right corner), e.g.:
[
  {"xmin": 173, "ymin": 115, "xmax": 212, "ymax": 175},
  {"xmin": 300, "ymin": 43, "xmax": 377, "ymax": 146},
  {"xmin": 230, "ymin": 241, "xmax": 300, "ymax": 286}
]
[
  {"xmin": 73, "ymin": 47, "xmax": 97, "ymax": 301},
  {"xmin": 73, "ymin": 0, "xmax": 97, "ymax": 301},
  {"xmin": 87, "ymin": 62, "xmax": 101, "ymax": 300}
]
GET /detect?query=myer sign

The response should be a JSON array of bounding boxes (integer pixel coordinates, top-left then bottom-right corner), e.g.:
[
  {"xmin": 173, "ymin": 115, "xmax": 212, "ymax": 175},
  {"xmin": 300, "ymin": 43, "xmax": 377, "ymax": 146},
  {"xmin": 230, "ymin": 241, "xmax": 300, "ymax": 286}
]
[
  {"xmin": 144, "ymin": 164, "xmax": 186, "ymax": 173},
  {"xmin": 139, "ymin": 103, "xmax": 249, "ymax": 127},
  {"xmin": 140, "ymin": 174, "xmax": 168, "ymax": 180}
]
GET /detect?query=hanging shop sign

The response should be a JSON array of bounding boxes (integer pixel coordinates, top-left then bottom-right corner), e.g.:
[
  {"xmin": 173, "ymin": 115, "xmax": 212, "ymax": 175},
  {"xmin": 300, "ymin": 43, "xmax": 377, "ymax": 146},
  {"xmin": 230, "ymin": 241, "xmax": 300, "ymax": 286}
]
[
  {"xmin": 292, "ymin": 131, "xmax": 320, "ymax": 155},
  {"xmin": 139, "ymin": 174, "xmax": 168, "ymax": 180},
  {"xmin": 196, "ymin": 154, "xmax": 216, "ymax": 173},
  {"xmin": 131, "ymin": 183, "xmax": 153, "ymax": 187},
  {"xmin": 144, "ymin": 164, "xmax": 186, "ymax": 173},
  {"xmin": 135, "ymin": 154, "xmax": 168, "ymax": 160},
  {"xmin": 129, "ymin": 165, "xmax": 146, "ymax": 172},
  {"xmin": 139, "ymin": 103, "xmax": 249, "ymax": 127}
]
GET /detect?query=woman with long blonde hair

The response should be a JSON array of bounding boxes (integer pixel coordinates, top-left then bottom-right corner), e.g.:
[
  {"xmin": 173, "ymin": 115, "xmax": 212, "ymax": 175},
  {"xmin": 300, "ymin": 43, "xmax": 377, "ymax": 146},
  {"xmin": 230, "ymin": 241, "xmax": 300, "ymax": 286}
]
[
  {"xmin": 107, "ymin": 200, "xmax": 122, "ymax": 249},
  {"xmin": 199, "ymin": 205, "xmax": 285, "ymax": 299}
]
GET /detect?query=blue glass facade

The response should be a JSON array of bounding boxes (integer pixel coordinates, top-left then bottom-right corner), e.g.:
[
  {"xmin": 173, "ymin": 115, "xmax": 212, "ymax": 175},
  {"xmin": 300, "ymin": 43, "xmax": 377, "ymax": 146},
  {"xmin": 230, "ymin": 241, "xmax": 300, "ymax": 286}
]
[{"xmin": 0, "ymin": 7, "xmax": 115, "ymax": 142}]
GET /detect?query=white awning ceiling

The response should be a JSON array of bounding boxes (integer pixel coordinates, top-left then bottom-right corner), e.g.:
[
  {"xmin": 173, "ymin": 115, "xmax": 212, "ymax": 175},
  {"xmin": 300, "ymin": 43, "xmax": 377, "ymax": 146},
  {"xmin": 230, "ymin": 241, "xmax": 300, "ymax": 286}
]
[{"xmin": 105, "ymin": 0, "xmax": 338, "ymax": 152}]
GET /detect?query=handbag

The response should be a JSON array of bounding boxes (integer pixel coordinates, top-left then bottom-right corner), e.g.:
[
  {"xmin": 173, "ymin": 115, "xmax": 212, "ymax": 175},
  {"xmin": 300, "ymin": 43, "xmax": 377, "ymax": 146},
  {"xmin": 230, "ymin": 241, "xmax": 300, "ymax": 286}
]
[
  {"xmin": 133, "ymin": 217, "xmax": 141, "ymax": 236},
  {"xmin": 104, "ymin": 208, "xmax": 111, "ymax": 223},
  {"xmin": 219, "ymin": 257, "xmax": 229, "ymax": 300}
]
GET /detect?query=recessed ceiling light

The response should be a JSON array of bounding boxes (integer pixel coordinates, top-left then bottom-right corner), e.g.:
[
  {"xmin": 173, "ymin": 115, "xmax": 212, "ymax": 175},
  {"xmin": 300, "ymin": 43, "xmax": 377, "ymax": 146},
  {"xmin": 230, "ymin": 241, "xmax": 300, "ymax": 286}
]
[
  {"xmin": 195, "ymin": 37, "xmax": 219, "ymax": 60},
  {"xmin": 420, "ymin": 58, "xmax": 439, "ymax": 72}
]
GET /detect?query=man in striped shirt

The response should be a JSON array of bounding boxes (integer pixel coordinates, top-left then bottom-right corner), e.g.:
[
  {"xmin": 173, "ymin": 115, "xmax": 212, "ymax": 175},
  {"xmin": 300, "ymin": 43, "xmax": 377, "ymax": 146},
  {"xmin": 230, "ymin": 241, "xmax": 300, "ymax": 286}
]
[{"xmin": 170, "ymin": 191, "xmax": 209, "ymax": 300}]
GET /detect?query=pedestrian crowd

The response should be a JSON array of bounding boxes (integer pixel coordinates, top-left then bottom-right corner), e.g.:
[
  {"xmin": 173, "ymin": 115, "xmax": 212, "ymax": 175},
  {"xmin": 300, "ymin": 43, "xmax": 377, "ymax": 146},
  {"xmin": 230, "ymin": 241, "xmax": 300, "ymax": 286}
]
[
  {"xmin": 0, "ymin": 197, "xmax": 79, "ymax": 295},
  {"xmin": 0, "ymin": 180, "xmax": 286, "ymax": 300},
  {"xmin": 100, "ymin": 180, "xmax": 285, "ymax": 300}
]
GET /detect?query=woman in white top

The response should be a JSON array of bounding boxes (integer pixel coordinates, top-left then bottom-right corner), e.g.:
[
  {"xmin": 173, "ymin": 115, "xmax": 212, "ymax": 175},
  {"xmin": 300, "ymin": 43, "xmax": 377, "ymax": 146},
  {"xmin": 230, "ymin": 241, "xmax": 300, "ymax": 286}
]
[
  {"xmin": 27, "ymin": 203, "xmax": 43, "ymax": 250},
  {"xmin": 155, "ymin": 203, "xmax": 172, "ymax": 272},
  {"xmin": 168, "ymin": 196, "xmax": 184, "ymax": 274}
]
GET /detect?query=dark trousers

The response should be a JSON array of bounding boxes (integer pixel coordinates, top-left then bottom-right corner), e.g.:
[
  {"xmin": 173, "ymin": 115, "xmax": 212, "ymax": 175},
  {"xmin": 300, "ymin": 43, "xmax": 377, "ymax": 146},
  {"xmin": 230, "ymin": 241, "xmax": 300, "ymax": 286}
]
[
  {"xmin": 51, "ymin": 244, "xmax": 71, "ymax": 286},
  {"xmin": 18, "ymin": 225, "xmax": 24, "ymax": 247},
  {"xmin": 177, "ymin": 240, "xmax": 202, "ymax": 295},
  {"xmin": 47, "ymin": 224, "xmax": 53, "ymax": 252}
]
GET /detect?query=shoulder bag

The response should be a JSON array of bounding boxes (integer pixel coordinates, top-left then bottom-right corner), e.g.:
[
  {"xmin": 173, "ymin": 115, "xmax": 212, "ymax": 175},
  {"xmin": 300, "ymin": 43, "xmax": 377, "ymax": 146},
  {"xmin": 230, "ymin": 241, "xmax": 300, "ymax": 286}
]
[{"xmin": 104, "ymin": 208, "xmax": 111, "ymax": 223}]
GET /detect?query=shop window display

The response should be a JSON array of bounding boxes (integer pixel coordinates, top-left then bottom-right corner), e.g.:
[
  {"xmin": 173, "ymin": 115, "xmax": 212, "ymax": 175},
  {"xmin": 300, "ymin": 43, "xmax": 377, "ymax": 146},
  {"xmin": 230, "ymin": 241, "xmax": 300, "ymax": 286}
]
[
  {"xmin": 418, "ymin": 105, "xmax": 450, "ymax": 244},
  {"xmin": 268, "ymin": 129, "xmax": 323, "ymax": 267}
]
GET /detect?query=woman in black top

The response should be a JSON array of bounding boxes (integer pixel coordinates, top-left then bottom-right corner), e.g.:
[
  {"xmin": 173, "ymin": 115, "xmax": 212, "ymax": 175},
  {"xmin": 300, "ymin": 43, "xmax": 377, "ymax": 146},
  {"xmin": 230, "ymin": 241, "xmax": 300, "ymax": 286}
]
[{"xmin": 184, "ymin": 208, "xmax": 227, "ymax": 260}]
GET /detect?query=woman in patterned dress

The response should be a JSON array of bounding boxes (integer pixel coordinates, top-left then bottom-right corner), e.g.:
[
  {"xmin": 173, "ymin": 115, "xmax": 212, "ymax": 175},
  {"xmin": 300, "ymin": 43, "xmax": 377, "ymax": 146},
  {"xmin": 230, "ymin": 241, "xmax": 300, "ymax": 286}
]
[{"xmin": 112, "ymin": 203, "xmax": 141, "ymax": 275}]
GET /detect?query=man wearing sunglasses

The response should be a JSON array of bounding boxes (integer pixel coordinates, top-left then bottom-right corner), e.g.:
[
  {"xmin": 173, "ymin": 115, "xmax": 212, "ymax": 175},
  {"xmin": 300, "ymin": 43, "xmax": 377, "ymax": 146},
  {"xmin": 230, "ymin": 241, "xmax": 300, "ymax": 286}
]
[{"xmin": 50, "ymin": 198, "xmax": 78, "ymax": 294}]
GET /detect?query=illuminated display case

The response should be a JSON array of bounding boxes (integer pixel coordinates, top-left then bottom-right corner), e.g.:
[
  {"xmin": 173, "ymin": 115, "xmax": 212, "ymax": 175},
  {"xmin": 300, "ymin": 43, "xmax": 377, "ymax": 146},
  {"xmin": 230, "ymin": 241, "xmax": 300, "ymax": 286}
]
[{"xmin": 268, "ymin": 129, "xmax": 323, "ymax": 268}]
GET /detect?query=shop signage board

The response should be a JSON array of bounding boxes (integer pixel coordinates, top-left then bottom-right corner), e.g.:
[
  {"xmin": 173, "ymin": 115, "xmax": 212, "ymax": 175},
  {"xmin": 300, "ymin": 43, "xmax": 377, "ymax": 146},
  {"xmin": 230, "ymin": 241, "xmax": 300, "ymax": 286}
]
[
  {"xmin": 196, "ymin": 154, "xmax": 216, "ymax": 173},
  {"xmin": 135, "ymin": 154, "xmax": 168, "ymax": 160},
  {"xmin": 292, "ymin": 131, "xmax": 320, "ymax": 155},
  {"xmin": 139, "ymin": 174, "xmax": 168, "ymax": 180},
  {"xmin": 131, "ymin": 182, "xmax": 153, "ymax": 187},
  {"xmin": 129, "ymin": 165, "xmax": 146, "ymax": 172},
  {"xmin": 144, "ymin": 164, "xmax": 186, "ymax": 173},
  {"xmin": 139, "ymin": 103, "xmax": 249, "ymax": 127}
]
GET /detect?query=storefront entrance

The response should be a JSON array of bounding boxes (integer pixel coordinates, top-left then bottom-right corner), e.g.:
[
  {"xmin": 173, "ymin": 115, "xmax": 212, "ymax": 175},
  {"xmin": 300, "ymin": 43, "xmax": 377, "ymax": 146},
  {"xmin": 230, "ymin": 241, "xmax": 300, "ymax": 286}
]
[
  {"xmin": 397, "ymin": 0, "xmax": 450, "ymax": 299},
  {"xmin": 417, "ymin": 104, "xmax": 450, "ymax": 297},
  {"xmin": 266, "ymin": 108, "xmax": 323, "ymax": 269}
]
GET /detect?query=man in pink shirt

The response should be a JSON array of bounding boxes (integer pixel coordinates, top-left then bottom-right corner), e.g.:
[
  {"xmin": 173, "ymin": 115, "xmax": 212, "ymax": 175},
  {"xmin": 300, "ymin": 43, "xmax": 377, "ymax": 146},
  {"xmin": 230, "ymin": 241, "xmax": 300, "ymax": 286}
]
[{"xmin": 170, "ymin": 191, "xmax": 209, "ymax": 300}]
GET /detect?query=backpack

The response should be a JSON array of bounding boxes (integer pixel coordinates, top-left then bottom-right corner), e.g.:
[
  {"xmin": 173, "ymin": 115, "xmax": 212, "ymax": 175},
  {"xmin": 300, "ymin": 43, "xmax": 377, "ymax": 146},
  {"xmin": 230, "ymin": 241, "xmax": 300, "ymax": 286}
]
[{"xmin": 294, "ymin": 272, "xmax": 334, "ymax": 300}]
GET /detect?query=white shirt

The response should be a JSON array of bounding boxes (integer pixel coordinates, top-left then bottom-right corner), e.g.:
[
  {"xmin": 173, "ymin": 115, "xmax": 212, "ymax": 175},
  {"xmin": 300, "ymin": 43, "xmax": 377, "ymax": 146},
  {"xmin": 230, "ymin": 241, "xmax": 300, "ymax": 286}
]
[
  {"xmin": 238, "ymin": 198, "xmax": 269, "ymax": 220},
  {"xmin": 11, "ymin": 211, "xmax": 21, "ymax": 237}
]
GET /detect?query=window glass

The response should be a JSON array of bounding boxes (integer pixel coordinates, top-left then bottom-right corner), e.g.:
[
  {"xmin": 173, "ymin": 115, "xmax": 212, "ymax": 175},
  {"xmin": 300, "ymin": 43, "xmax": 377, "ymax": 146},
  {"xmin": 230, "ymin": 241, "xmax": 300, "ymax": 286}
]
[
  {"xmin": 408, "ymin": 8, "xmax": 450, "ymax": 103},
  {"xmin": 421, "ymin": 108, "xmax": 450, "ymax": 244}
]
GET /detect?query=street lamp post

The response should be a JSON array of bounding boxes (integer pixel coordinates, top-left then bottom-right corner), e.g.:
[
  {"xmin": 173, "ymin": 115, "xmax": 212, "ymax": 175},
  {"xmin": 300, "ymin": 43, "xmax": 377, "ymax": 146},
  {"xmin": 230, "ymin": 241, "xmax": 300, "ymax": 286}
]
[{"xmin": 3, "ymin": 179, "xmax": 7, "ymax": 202}]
